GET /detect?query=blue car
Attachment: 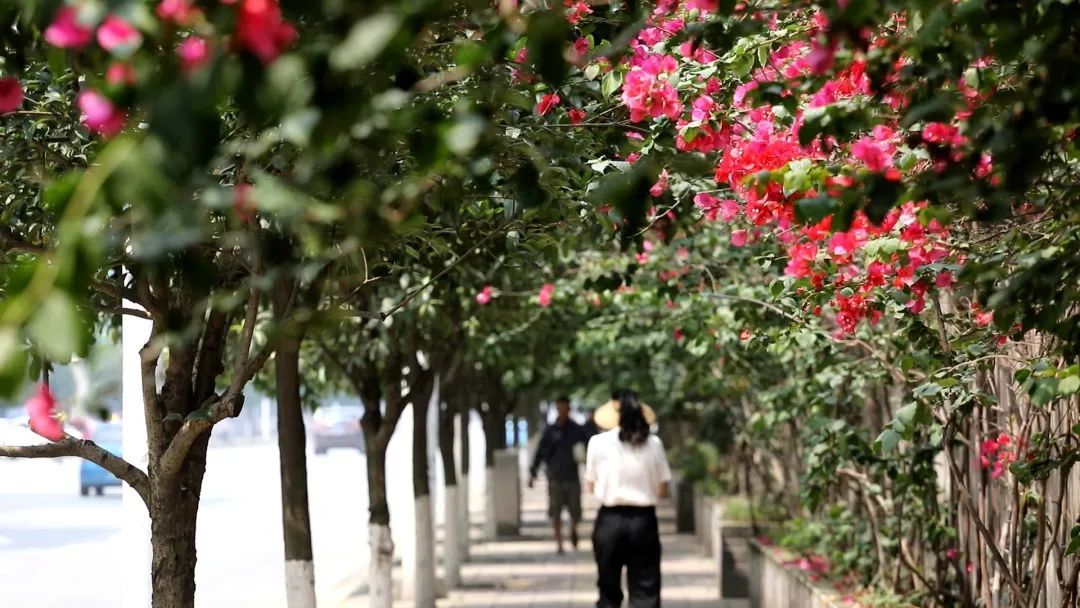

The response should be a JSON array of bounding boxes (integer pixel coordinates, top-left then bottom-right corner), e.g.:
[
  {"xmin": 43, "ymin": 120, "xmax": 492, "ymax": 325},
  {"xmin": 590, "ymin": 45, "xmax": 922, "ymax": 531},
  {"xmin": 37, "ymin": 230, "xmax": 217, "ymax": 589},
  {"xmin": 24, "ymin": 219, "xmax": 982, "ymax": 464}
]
[{"xmin": 80, "ymin": 423, "xmax": 123, "ymax": 496}]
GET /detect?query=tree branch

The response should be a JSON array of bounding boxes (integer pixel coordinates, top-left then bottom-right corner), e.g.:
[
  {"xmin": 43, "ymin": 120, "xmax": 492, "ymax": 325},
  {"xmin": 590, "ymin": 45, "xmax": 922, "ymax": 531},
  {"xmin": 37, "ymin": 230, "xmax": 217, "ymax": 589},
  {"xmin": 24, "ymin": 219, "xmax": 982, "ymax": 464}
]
[
  {"xmin": 157, "ymin": 392, "xmax": 244, "ymax": 483},
  {"xmin": 0, "ymin": 437, "xmax": 150, "ymax": 506}
]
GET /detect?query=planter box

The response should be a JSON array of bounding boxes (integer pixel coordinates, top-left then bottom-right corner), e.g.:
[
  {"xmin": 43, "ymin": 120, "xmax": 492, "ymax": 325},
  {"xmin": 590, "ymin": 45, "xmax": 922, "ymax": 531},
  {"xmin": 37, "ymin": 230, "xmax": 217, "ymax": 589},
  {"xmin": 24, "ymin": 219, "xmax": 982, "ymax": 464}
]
[
  {"xmin": 749, "ymin": 540, "xmax": 844, "ymax": 608},
  {"xmin": 715, "ymin": 522, "xmax": 752, "ymax": 607}
]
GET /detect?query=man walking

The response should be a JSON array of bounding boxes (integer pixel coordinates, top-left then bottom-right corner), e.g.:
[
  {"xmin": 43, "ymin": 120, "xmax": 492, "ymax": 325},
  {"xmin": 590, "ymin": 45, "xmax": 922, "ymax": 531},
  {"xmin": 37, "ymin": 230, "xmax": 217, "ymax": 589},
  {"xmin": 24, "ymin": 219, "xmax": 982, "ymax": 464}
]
[{"xmin": 529, "ymin": 396, "xmax": 588, "ymax": 554}]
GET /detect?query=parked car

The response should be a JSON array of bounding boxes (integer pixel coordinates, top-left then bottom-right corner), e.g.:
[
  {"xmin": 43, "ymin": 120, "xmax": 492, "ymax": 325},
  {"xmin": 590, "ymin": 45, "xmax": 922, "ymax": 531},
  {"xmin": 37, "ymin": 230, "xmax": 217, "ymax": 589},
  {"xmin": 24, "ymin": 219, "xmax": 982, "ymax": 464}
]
[
  {"xmin": 311, "ymin": 405, "xmax": 364, "ymax": 454},
  {"xmin": 80, "ymin": 423, "xmax": 122, "ymax": 496}
]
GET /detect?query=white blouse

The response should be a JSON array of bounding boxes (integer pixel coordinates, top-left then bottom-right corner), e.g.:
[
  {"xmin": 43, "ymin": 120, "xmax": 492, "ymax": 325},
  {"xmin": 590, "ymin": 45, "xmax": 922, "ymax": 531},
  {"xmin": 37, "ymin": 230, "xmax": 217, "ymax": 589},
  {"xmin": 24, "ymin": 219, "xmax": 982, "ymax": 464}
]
[{"xmin": 584, "ymin": 429, "xmax": 672, "ymax": 507}]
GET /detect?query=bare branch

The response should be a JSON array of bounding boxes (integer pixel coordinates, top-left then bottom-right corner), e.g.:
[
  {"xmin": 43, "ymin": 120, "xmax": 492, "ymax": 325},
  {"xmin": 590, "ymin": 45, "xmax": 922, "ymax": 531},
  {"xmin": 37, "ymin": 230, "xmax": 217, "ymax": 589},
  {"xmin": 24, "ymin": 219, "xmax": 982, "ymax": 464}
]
[{"xmin": 0, "ymin": 437, "xmax": 150, "ymax": 506}]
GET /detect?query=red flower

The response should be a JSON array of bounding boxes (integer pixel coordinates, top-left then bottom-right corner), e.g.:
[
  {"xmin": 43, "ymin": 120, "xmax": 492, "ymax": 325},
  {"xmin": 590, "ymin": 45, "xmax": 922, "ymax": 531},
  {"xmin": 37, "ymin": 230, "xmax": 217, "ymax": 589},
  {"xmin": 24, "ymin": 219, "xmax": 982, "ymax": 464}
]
[
  {"xmin": 97, "ymin": 15, "xmax": 143, "ymax": 56},
  {"xmin": 26, "ymin": 384, "xmax": 65, "ymax": 442},
  {"xmin": 565, "ymin": 0, "xmax": 593, "ymax": 24},
  {"xmin": 567, "ymin": 108, "xmax": 587, "ymax": 124},
  {"xmin": 476, "ymin": 286, "xmax": 494, "ymax": 306},
  {"xmin": 233, "ymin": 183, "xmax": 255, "ymax": 222},
  {"xmin": 77, "ymin": 90, "xmax": 126, "ymax": 137},
  {"xmin": 157, "ymin": 0, "xmax": 201, "ymax": 25},
  {"xmin": 537, "ymin": 283, "xmax": 555, "ymax": 308},
  {"xmin": 730, "ymin": 229, "xmax": 748, "ymax": 247},
  {"xmin": 178, "ymin": 37, "xmax": 211, "ymax": 73},
  {"xmin": 0, "ymin": 78, "xmax": 23, "ymax": 115},
  {"xmin": 536, "ymin": 93, "xmax": 561, "ymax": 116},
  {"xmin": 44, "ymin": 7, "xmax": 95, "ymax": 50},
  {"xmin": 235, "ymin": 0, "xmax": 297, "ymax": 65},
  {"xmin": 106, "ymin": 62, "xmax": 137, "ymax": 86}
]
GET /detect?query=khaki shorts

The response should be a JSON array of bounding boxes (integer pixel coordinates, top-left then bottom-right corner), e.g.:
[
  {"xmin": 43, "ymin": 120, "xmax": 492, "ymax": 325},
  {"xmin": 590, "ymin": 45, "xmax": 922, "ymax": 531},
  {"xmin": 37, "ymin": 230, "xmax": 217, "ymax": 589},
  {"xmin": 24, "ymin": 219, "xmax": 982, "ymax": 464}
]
[{"xmin": 548, "ymin": 479, "xmax": 582, "ymax": 522}]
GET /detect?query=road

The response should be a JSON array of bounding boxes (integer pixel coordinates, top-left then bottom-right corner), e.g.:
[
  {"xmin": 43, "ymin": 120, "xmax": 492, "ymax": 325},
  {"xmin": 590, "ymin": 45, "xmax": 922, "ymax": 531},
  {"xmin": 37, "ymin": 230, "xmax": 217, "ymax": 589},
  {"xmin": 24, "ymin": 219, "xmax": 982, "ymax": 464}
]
[{"xmin": 0, "ymin": 442, "xmax": 372, "ymax": 608}]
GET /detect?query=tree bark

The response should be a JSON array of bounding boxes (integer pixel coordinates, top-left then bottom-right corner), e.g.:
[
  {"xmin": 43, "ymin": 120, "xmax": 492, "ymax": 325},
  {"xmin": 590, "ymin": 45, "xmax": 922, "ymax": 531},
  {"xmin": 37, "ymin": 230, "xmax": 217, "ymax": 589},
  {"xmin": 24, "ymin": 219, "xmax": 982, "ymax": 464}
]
[
  {"xmin": 149, "ymin": 434, "xmax": 210, "ymax": 608},
  {"xmin": 458, "ymin": 407, "xmax": 471, "ymax": 561},
  {"xmin": 273, "ymin": 281, "xmax": 317, "ymax": 608},
  {"xmin": 365, "ymin": 432, "xmax": 394, "ymax": 608},
  {"xmin": 438, "ymin": 399, "xmax": 461, "ymax": 587},
  {"xmin": 412, "ymin": 376, "xmax": 436, "ymax": 607}
]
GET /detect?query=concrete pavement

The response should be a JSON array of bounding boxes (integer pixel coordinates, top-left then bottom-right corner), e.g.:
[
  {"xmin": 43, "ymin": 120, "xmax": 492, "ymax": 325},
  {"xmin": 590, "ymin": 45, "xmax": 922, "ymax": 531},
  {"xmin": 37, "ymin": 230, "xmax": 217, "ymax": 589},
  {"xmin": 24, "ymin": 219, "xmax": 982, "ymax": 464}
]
[{"xmin": 436, "ymin": 478, "xmax": 718, "ymax": 608}]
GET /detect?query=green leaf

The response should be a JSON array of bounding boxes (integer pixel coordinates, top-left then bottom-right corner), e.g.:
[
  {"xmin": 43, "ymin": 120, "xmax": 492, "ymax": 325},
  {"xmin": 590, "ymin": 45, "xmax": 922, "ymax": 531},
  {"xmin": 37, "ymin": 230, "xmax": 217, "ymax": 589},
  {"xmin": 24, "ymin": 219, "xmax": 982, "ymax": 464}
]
[
  {"xmin": 0, "ymin": 329, "xmax": 29, "ymax": 399},
  {"xmin": 794, "ymin": 195, "xmax": 838, "ymax": 224},
  {"xmin": 526, "ymin": 11, "xmax": 571, "ymax": 86},
  {"xmin": 330, "ymin": 12, "xmax": 403, "ymax": 71},
  {"xmin": 1066, "ymin": 526, "xmax": 1080, "ymax": 557},
  {"xmin": 602, "ymin": 70, "xmax": 624, "ymax": 98},
  {"xmin": 27, "ymin": 291, "xmax": 87, "ymax": 364},
  {"xmin": 1058, "ymin": 375, "xmax": 1079, "ymax": 395},
  {"xmin": 875, "ymin": 429, "xmax": 900, "ymax": 454}
]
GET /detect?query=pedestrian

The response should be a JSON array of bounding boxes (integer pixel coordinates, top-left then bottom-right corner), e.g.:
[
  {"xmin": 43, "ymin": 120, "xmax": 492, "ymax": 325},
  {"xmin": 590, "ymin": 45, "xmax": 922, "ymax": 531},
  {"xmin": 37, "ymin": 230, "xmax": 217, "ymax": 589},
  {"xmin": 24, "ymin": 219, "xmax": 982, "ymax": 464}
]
[
  {"xmin": 583, "ymin": 407, "xmax": 600, "ymax": 438},
  {"xmin": 584, "ymin": 389, "xmax": 670, "ymax": 608},
  {"xmin": 528, "ymin": 396, "xmax": 589, "ymax": 554}
]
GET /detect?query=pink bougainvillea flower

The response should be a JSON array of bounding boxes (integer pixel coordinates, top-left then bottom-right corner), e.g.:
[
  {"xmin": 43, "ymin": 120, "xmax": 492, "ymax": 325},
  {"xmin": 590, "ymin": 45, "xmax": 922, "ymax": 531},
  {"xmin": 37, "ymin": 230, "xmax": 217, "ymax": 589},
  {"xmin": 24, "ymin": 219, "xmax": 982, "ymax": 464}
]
[
  {"xmin": 475, "ymin": 285, "xmax": 494, "ymax": 306},
  {"xmin": 673, "ymin": 328, "xmax": 685, "ymax": 342},
  {"xmin": 567, "ymin": 108, "xmax": 587, "ymax": 124},
  {"xmin": 77, "ymin": 90, "xmax": 126, "ymax": 137},
  {"xmin": 44, "ymin": 7, "xmax": 95, "ymax": 50},
  {"xmin": 687, "ymin": 0, "xmax": 718, "ymax": 11},
  {"xmin": 235, "ymin": 0, "xmax": 297, "ymax": 65},
  {"xmin": 537, "ymin": 283, "xmax": 555, "ymax": 308},
  {"xmin": 565, "ymin": 0, "xmax": 592, "ymax": 24},
  {"xmin": 536, "ymin": 92, "xmax": 560, "ymax": 116},
  {"xmin": 807, "ymin": 39, "xmax": 836, "ymax": 74},
  {"xmin": 26, "ymin": 384, "xmax": 65, "ymax": 442},
  {"xmin": 649, "ymin": 169, "xmax": 669, "ymax": 197},
  {"xmin": 0, "ymin": 78, "xmax": 24, "ymax": 115},
  {"xmin": 233, "ymin": 183, "xmax": 255, "ymax": 222},
  {"xmin": 739, "ymin": 329, "xmax": 751, "ymax": 341},
  {"xmin": 730, "ymin": 229, "xmax": 748, "ymax": 247},
  {"xmin": 178, "ymin": 37, "xmax": 211, "ymax": 73},
  {"xmin": 621, "ymin": 54, "xmax": 681, "ymax": 122},
  {"xmin": 97, "ymin": 15, "xmax": 143, "ymax": 57},
  {"xmin": 105, "ymin": 62, "xmax": 137, "ymax": 86},
  {"xmin": 157, "ymin": 0, "xmax": 201, "ymax": 25}
]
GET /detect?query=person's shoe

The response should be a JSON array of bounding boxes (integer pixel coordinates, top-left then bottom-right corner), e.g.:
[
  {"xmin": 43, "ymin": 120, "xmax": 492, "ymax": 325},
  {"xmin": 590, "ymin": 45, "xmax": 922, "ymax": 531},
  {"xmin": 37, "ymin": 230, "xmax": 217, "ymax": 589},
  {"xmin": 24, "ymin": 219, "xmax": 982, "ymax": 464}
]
[
  {"xmin": 557, "ymin": 545, "xmax": 565, "ymax": 555},
  {"xmin": 570, "ymin": 528, "xmax": 579, "ymax": 549}
]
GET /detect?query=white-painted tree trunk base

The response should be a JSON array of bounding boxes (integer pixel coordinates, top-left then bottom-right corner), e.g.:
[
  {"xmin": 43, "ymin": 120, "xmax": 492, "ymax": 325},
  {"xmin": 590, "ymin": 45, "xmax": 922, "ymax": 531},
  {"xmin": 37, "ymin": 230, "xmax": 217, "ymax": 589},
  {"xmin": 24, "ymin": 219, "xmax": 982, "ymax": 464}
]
[
  {"xmin": 442, "ymin": 485, "xmax": 462, "ymax": 588},
  {"xmin": 414, "ymin": 495, "xmax": 436, "ymax": 607},
  {"xmin": 369, "ymin": 524, "xmax": 394, "ymax": 608},
  {"xmin": 458, "ymin": 472, "xmax": 470, "ymax": 561},
  {"xmin": 484, "ymin": 466, "xmax": 497, "ymax": 541},
  {"xmin": 284, "ymin": 560, "xmax": 316, "ymax": 608}
]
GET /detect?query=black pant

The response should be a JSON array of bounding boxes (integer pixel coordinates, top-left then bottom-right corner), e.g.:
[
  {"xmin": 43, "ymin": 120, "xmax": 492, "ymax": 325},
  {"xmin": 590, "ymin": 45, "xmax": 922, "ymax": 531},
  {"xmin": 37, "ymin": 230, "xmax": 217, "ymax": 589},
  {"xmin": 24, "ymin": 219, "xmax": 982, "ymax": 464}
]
[{"xmin": 592, "ymin": 506, "xmax": 661, "ymax": 607}]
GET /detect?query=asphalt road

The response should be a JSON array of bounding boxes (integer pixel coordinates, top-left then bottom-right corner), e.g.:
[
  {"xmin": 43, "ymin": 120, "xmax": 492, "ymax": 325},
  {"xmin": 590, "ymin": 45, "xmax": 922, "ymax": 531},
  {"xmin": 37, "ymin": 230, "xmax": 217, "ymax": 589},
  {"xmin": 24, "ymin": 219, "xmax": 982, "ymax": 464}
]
[{"xmin": 0, "ymin": 442, "xmax": 372, "ymax": 608}]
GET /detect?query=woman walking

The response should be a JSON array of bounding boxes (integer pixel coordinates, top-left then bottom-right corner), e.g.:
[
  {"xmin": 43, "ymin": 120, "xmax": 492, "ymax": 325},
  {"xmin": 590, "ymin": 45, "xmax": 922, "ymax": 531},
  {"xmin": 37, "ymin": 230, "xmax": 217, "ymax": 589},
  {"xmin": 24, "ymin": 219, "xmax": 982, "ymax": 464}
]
[{"xmin": 584, "ymin": 390, "xmax": 672, "ymax": 608}]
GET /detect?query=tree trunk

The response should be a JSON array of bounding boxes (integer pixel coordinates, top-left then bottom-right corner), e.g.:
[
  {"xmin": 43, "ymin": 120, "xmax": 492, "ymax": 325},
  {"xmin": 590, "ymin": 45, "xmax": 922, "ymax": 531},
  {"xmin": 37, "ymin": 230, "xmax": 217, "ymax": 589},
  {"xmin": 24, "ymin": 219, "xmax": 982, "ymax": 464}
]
[
  {"xmin": 438, "ymin": 401, "xmax": 461, "ymax": 587},
  {"xmin": 482, "ymin": 407, "xmax": 499, "ymax": 541},
  {"xmin": 458, "ymin": 408, "xmax": 471, "ymax": 561},
  {"xmin": 273, "ymin": 283, "xmax": 317, "ymax": 608},
  {"xmin": 150, "ymin": 436, "xmax": 210, "ymax": 608},
  {"xmin": 412, "ymin": 384, "xmax": 436, "ymax": 607},
  {"xmin": 366, "ymin": 437, "xmax": 394, "ymax": 608}
]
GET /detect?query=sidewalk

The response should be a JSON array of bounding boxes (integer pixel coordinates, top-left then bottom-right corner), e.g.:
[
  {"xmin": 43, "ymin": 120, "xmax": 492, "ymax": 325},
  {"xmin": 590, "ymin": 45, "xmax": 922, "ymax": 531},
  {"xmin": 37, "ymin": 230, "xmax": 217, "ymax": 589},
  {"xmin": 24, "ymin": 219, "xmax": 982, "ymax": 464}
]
[{"xmin": 441, "ymin": 479, "xmax": 718, "ymax": 608}]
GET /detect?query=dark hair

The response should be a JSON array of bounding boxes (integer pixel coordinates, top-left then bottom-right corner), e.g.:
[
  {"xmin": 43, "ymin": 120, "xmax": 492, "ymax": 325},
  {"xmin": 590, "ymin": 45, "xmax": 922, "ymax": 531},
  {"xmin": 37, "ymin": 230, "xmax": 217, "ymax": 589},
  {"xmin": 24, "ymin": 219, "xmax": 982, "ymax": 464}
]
[
  {"xmin": 616, "ymin": 389, "xmax": 649, "ymax": 446},
  {"xmin": 555, "ymin": 396, "xmax": 571, "ymax": 405}
]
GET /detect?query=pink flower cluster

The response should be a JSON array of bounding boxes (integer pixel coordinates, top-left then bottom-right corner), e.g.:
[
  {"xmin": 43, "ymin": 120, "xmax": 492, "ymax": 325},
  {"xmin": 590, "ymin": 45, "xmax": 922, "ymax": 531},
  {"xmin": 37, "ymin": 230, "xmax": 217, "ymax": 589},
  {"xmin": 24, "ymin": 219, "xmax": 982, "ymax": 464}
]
[
  {"xmin": 26, "ymin": 384, "xmax": 65, "ymax": 442},
  {"xmin": 621, "ymin": 55, "xmax": 681, "ymax": 123},
  {"xmin": 980, "ymin": 433, "xmax": 1017, "ymax": 479}
]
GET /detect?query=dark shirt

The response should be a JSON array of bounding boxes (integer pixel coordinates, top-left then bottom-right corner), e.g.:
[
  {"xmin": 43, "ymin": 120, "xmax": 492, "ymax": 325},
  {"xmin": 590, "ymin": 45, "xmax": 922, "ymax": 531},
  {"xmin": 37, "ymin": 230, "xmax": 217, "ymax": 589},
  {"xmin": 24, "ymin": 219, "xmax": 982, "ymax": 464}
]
[
  {"xmin": 530, "ymin": 420, "xmax": 588, "ymax": 483},
  {"xmin": 583, "ymin": 419, "xmax": 600, "ymax": 438}
]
